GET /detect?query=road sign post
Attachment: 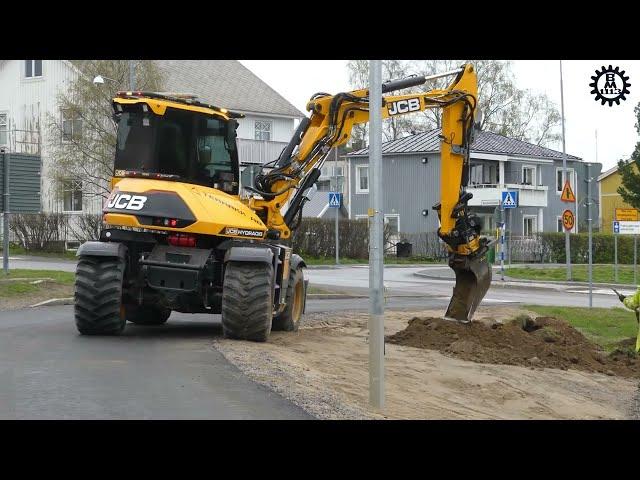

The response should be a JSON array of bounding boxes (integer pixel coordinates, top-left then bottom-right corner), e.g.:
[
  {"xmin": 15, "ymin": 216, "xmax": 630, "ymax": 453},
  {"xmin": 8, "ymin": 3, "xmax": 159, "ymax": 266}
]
[
  {"xmin": 614, "ymin": 228, "xmax": 619, "ymax": 283},
  {"xmin": 328, "ymin": 191, "xmax": 342, "ymax": 265},
  {"xmin": 501, "ymin": 191, "xmax": 517, "ymax": 266},
  {"xmin": 560, "ymin": 60, "xmax": 571, "ymax": 281}
]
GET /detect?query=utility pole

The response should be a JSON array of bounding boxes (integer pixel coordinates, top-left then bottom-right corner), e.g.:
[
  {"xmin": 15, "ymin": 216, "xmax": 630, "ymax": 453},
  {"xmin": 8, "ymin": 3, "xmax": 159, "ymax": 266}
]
[
  {"xmin": 368, "ymin": 60, "xmax": 384, "ymax": 409},
  {"xmin": 129, "ymin": 60, "xmax": 136, "ymax": 91},
  {"xmin": 2, "ymin": 151, "xmax": 9, "ymax": 274},
  {"xmin": 560, "ymin": 60, "xmax": 572, "ymax": 280},
  {"xmin": 334, "ymin": 147, "xmax": 340, "ymax": 265},
  {"xmin": 586, "ymin": 163, "xmax": 593, "ymax": 307}
]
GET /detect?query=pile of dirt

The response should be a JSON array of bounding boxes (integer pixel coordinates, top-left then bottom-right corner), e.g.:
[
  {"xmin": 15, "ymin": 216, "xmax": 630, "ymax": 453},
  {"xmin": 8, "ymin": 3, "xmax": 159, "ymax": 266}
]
[{"xmin": 386, "ymin": 315, "xmax": 640, "ymax": 378}]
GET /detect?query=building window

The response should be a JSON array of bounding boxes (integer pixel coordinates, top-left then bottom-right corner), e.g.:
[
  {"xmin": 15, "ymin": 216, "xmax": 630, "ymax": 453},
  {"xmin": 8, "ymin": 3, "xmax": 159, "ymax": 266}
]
[
  {"xmin": 556, "ymin": 167, "xmax": 575, "ymax": 193},
  {"xmin": 254, "ymin": 120, "xmax": 272, "ymax": 141},
  {"xmin": 557, "ymin": 216, "xmax": 563, "ymax": 232},
  {"xmin": 25, "ymin": 60, "xmax": 43, "ymax": 78},
  {"xmin": 356, "ymin": 165, "xmax": 369, "ymax": 193},
  {"xmin": 523, "ymin": 215, "xmax": 537, "ymax": 236},
  {"xmin": 62, "ymin": 179, "xmax": 83, "ymax": 212},
  {"xmin": 479, "ymin": 214, "xmax": 495, "ymax": 233},
  {"xmin": 522, "ymin": 165, "xmax": 536, "ymax": 185},
  {"xmin": 384, "ymin": 215, "xmax": 400, "ymax": 236},
  {"xmin": 62, "ymin": 110, "xmax": 82, "ymax": 142},
  {"xmin": 0, "ymin": 113, "xmax": 7, "ymax": 146},
  {"xmin": 483, "ymin": 164, "xmax": 497, "ymax": 184},
  {"xmin": 470, "ymin": 164, "xmax": 483, "ymax": 185}
]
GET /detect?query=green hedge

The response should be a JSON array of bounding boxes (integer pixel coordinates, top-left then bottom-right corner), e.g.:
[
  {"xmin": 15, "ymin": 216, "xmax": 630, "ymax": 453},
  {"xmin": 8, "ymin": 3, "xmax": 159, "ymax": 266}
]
[{"xmin": 538, "ymin": 233, "xmax": 639, "ymax": 264}]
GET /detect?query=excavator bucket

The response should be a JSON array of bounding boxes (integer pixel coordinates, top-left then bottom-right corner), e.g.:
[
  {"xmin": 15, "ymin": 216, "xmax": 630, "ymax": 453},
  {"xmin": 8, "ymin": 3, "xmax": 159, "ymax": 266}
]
[{"xmin": 445, "ymin": 253, "xmax": 492, "ymax": 323}]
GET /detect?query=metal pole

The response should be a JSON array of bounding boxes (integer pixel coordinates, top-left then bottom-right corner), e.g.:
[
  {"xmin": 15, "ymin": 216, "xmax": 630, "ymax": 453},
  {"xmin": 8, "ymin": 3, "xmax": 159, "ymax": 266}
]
[
  {"xmin": 635, "ymin": 236, "xmax": 637, "ymax": 285},
  {"xmin": 560, "ymin": 60, "xmax": 571, "ymax": 280},
  {"xmin": 129, "ymin": 60, "xmax": 136, "ymax": 91},
  {"xmin": 368, "ymin": 60, "xmax": 384, "ymax": 409},
  {"xmin": 334, "ymin": 148, "xmax": 339, "ymax": 265},
  {"xmin": 615, "ymin": 233, "xmax": 618, "ymax": 283},
  {"xmin": 587, "ymin": 163, "xmax": 592, "ymax": 307},
  {"xmin": 500, "ymin": 202, "xmax": 505, "ymax": 281},
  {"xmin": 3, "ymin": 152, "xmax": 10, "ymax": 274},
  {"xmin": 508, "ymin": 209, "xmax": 512, "ymax": 266}
]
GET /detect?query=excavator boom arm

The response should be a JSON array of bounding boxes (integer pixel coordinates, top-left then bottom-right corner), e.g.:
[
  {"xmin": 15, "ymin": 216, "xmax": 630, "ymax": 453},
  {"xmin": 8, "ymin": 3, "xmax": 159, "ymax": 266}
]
[{"xmin": 249, "ymin": 63, "xmax": 491, "ymax": 321}]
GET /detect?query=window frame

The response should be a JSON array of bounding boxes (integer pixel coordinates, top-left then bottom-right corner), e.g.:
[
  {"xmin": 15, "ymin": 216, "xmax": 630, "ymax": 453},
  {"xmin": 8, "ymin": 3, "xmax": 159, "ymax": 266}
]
[
  {"xmin": 522, "ymin": 214, "xmax": 538, "ymax": 236},
  {"xmin": 0, "ymin": 112, "xmax": 8, "ymax": 147},
  {"xmin": 254, "ymin": 119, "xmax": 272, "ymax": 141},
  {"xmin": 62, "ymin": 178, "xmax": 83, "ymax": 213},
  {"xmin": 61, "ymin": 109, "xmax": 82, "ymax": 143},
  {"xmin": 384, "ymin": 214, "xmax": 400, "ymax": 237},
  {"xmin": 522, "ymin": 165, "xmax": 536, "ymax": 186},
  {"xmin": 355, "ymin": 164, "xmax": 369, "ymax": 194},
  {"xmin": 24, "ymin": 60, "xmax": 43, "ymax": 80},
  {"xmin": 556, "ymin": 167, "xmax": 576, "ymax": 194}
]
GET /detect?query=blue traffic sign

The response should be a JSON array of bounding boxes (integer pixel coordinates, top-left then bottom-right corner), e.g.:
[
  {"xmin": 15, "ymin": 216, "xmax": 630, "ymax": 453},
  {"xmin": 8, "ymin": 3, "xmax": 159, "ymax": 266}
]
[
  {"xmin": 613, "ymin": 221, "xmax": 620, "ymax": 234},
  {"xmin": 501, "ymin": 191, "xmax": 518, "ymax": 209},
  {"xmin": 328, "ymin": 192, "xmax": 342, "ymax": 208}
]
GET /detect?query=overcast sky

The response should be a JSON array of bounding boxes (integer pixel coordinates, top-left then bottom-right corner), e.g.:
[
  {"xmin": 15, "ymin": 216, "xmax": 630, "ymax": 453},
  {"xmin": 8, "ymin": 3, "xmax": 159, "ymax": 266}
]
[{"xmin": 240, "ymin": 60, "xmax": 640, "ymax": 171}]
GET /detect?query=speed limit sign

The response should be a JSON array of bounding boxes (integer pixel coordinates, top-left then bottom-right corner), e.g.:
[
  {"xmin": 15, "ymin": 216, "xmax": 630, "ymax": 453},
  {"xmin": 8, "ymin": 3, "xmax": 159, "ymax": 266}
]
[{"xmin": 562, "ymin": 209, "xmax": 575, "ymax": 231}]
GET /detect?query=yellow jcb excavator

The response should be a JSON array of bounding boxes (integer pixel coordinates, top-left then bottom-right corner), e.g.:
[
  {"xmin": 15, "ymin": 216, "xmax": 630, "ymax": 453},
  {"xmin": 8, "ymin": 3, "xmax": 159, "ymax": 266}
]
[{"xmin": 74, "ymin": 63, "xmax": 491, "ymax": 341}]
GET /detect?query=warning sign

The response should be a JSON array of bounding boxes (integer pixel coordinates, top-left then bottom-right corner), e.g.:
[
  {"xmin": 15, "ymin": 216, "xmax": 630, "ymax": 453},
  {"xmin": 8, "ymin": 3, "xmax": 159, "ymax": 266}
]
[
  {"xmin": 562, "ymin": 209, "xmax": 575, "ymax": 231},
  {"xmin": 561, "ymin": 180, "xmax": 576, "ymax": 203},
  {"xmin": 615, "ymin": 208, "xmax": 638, "ymax": 221}
]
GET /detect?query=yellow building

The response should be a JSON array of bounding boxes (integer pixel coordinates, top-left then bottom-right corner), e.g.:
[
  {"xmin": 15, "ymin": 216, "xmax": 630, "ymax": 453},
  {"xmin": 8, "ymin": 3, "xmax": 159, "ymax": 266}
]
[{"xmin": 598, "ymin": 161, "xmax": 638, "ymax": 233}]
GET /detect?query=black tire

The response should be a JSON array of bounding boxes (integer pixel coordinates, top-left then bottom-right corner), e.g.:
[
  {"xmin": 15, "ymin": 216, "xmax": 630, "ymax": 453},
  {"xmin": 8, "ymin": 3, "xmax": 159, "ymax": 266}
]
[
  {"xmin": 126, "ymin": 305, "xmax": 171, "ymax": 325},
  {"xmin": 221, "ymin": 261, "xmax": 274, "ymax": 342},
  {"xmin": 272, "ymin": 267, "xmax": 305, "ymax": 332},
  {"xmin": 74, "ymin": 255, "xmax": 126, "ymax": 335}
]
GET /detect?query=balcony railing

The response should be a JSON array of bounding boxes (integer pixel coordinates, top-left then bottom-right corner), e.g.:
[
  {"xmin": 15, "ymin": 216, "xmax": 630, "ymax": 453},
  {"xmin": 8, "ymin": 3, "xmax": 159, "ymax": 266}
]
[
  {"xmin": 236, "ymin": 138, "xmax": 288, "ymax": 165},
  {"xmin": 467, "ymin": 183, "xmax": 548, "ymax": 207}
]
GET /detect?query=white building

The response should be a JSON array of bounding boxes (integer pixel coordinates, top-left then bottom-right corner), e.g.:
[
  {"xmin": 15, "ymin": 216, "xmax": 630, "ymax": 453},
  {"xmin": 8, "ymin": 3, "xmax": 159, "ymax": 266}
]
[{"xmin": 0, "ymin": 59, "xmax": 303, "ymax": 217}]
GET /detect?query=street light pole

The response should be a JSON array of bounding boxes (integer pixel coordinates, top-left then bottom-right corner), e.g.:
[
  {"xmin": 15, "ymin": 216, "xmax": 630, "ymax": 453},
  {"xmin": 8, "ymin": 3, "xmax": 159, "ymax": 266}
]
[
  {"xmin": 129, "ymin": 60, "xmax": 136, "ymax": 91},
  {"xmin": 368, "ymin": 60, "xmax": 384, "ymax": 409},
  {"xmin": 560, "ymin": 60, "xmax": 572, "ymax": 280}
]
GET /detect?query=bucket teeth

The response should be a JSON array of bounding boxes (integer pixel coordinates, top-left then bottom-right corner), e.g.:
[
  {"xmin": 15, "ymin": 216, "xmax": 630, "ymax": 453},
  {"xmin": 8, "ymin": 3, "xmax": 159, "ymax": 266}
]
[{"xmin": 445, "ymin": 254, "xmax": 492, "ymax": 322}]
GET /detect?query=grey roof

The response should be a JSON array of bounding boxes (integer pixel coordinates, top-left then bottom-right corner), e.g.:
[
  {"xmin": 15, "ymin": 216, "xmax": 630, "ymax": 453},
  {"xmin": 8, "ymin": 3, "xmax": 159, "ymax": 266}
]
[
  {"xmin": 302, "ymin": 194, "xmax": 329, "ymax": 218},
  {"xmin": 156, "ymin": 60, "xmax": 304, "ymax": 118},
  {"xmin": 347, "ymin": 129, "xmax": 581, "ymax": 161}
]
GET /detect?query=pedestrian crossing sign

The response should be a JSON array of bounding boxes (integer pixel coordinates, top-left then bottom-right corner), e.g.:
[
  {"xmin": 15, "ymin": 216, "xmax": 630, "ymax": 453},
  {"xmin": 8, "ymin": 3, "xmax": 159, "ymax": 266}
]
[
  {"xmin": 328, "ymin": 192, "xmax": 342, "ymax": 208},
  {"xmin": 501, "ymin": 190, "xmax": 518, "ymax": 209}
]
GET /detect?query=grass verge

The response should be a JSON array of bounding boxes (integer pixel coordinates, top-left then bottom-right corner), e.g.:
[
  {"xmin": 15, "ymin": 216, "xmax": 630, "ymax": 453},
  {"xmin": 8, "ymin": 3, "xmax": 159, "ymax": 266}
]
[
  {"xmin": 0, "ymin": 269, "xmax": 74, "ymax": 299},
  {"xmin": 524, "ymin": 305, "xmax": 639, "ymax": 351},
  {"xmin": 507, "ymin": 265, "xmax": 638, "ymax": 284}
]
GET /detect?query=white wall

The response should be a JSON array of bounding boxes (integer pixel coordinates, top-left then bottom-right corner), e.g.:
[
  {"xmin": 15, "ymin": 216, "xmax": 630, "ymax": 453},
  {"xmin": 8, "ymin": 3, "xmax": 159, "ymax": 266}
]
[
  {"xmin": 0, "ymin": 60, "xmax": 79, "ymax": 213},
  {"xmin": 236, "ymin": 114, "xmax": 295, "ymax": 142}
]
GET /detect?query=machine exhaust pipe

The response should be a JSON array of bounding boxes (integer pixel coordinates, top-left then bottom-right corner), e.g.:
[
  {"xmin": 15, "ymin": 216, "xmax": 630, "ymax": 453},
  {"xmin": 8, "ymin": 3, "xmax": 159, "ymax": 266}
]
[{"xmin": 444, "ymin": 249, "xmax": 492, "ymax": 323}]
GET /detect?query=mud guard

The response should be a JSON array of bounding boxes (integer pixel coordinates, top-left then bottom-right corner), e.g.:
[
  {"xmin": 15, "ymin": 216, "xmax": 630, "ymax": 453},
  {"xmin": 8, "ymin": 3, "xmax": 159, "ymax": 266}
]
[{"xmin": 76, "ymin": 241, "xmax": 127, "ymax": 259}]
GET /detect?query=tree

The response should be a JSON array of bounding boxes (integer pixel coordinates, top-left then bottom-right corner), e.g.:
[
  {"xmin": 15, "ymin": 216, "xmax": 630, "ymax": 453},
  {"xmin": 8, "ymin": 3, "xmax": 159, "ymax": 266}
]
[
  {"xmin": 346, "ymin": 60, "xmax": 562, "ymax": 148},
  {"xmin": 616, "ymin": 103, "xmax": 640, "ymax": 208},
  {"xmin": 46, "ymin": 60, "xmax": 165, "ymax": 202}
]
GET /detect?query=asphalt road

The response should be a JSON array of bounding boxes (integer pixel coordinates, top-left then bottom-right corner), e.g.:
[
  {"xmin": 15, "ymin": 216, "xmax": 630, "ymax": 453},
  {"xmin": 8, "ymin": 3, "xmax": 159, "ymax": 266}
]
[{"xmin": 0, "ymin": 307, "xmax": 314, "ymax": 419}]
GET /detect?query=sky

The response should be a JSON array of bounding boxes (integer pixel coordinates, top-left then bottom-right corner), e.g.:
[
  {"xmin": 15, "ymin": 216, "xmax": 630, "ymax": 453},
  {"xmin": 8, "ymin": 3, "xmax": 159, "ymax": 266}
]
[{"xmin": 240, "ymin": 60, "xmax": 640, "ymax": 172}]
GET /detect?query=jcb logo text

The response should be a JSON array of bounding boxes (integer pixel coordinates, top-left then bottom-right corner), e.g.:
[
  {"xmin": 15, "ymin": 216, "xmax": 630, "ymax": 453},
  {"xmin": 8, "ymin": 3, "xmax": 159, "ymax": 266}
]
[
  {"xmin": 107, "ymin": 193, "xmax": 147, "ymax": 211},
  {"xmin": 387, "ymin": 98, "xmax": 420, "ymax": 116}
]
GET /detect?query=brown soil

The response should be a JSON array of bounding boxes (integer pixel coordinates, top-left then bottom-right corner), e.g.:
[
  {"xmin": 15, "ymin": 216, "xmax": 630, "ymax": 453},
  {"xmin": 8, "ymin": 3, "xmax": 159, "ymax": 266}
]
[{"xmin": 387, "ymin": 315, "xmax": 640, "ymax": 378}]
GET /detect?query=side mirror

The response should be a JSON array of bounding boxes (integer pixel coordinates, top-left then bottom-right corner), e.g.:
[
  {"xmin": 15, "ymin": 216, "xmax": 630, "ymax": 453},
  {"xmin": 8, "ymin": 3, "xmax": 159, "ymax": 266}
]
[{"xmin": 226, "ymin": 119, "xmax": 238, "ymax": 151}]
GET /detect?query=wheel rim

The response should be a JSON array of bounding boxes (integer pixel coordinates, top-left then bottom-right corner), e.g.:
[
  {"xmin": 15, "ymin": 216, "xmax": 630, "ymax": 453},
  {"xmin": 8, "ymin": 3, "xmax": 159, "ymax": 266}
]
[{"xmin": 292, "ymin": 278, "xmax": 304, "ymax": 324}]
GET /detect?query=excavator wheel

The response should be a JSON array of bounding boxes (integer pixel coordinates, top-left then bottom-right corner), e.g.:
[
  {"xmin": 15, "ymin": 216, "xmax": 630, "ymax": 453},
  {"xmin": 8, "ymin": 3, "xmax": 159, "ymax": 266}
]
[
  {"xmin": 221, "ymin": 261, "xmax": 274, "ymax": 342},
  {"xmin": 272, "ymin": 267, "xmax": 305, "ymax": 332},
  {"xmin": 126, "ymin": 305, "xmax": 171, "ymax": 325},
  {"xmin": 74, "ymin": 256, "xmax": 127, "ymax": 335}
]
